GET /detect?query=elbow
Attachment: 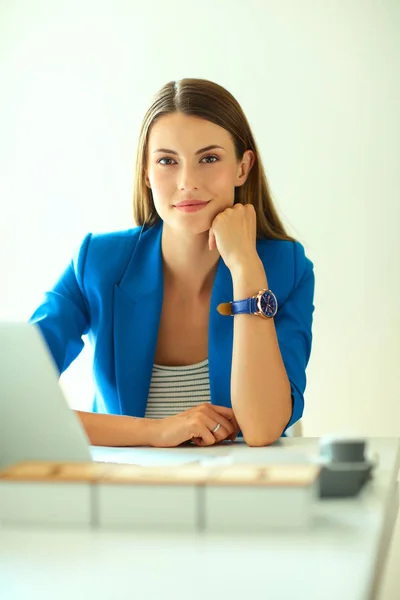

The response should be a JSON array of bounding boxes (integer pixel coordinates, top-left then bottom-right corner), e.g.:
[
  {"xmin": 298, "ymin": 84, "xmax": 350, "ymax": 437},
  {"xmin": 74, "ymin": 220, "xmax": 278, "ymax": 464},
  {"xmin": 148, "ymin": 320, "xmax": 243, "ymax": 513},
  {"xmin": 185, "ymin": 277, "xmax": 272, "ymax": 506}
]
[
  {"xmin": 240, "ymin": 407, "xmax": 291, "ymax": 448},
  {"xmin": 242, "ymin": 428, "xmax": 282, "ymax": 448},
  {"xmin": 235, "ymin": 390, "xmax": 293, "ymax": 447}
]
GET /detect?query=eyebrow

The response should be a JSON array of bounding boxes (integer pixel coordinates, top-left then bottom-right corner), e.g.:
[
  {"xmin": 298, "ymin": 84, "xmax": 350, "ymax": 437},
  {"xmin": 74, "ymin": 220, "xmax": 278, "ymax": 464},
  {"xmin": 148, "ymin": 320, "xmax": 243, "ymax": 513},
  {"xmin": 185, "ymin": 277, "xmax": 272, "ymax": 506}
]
[{"xmin": 152, "ymin": 144, "xmax": 225, "ymax": 156}]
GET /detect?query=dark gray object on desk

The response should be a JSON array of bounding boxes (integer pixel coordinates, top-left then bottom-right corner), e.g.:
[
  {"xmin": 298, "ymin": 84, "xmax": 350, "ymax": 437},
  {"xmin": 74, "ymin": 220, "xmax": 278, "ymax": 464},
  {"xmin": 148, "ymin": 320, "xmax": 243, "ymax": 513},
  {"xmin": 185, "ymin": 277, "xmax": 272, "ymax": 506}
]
[{"xmin": 317, "ymin": 436, "xmax": 375, "ymax": 498}]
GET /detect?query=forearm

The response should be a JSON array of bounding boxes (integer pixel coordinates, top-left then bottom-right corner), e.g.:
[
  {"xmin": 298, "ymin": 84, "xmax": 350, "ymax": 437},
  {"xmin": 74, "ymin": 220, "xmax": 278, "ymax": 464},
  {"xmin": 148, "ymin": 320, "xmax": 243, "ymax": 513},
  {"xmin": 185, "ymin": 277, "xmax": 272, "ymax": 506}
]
[
  {"xmin": 230, "ymin": 257, "xmax": 292, "ymax": 446},
  {"xmin": 75, "ymin": 411, "xmax": 156, "ymax": 447}
]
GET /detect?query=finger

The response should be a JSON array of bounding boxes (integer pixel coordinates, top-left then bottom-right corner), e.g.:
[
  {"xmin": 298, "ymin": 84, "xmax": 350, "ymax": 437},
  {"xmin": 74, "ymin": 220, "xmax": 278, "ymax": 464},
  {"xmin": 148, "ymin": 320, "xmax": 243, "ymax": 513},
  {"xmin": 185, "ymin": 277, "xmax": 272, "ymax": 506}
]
[
  {"xmin": 202, "ymin": 415, "xmax": 231, "ymax": 443},
  {"xmin": 191, "ymin": 424, "xmax": 216, "ymax": 447},
  {"xmin": 210, "ymin": 405, "xmax": 240, "ymax": 431},
  {"xmin": 202, "ymin": 412, "xmax": 234, "ymax": 437},
  {"xmin": 213, "ymin": 426, "xmax": 230, "ymax": 443},
  {"xmin": 226, "ymin": 426, "xmax": 239, "ymax": 442},
  {"xmin": 207, "ymin": 405, "xmax": 235, "ymax": 418},
  {"xmin": 191, "ymin": 428, "xmax": 229, "ymax": 446},
  {"xmin": 224, "ymin": 418, "xmax": 240, "ymax": 441}
]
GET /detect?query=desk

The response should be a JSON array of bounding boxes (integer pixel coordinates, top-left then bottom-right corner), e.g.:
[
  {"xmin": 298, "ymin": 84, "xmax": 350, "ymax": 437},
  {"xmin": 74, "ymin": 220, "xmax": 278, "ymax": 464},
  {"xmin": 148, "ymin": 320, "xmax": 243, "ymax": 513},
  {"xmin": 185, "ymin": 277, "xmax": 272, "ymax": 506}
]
[{"xmin": 0, "ymin": 438, "xmax": 399, "ymax": 600}]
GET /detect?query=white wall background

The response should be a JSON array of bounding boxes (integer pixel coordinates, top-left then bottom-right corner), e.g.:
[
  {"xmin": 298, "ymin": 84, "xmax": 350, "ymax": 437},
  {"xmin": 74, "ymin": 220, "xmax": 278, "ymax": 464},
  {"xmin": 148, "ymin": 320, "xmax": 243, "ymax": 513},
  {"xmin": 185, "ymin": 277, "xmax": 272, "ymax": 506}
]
[{"xmin": 1, "ymin": 1, "xmax": 399, "ymax": 597}]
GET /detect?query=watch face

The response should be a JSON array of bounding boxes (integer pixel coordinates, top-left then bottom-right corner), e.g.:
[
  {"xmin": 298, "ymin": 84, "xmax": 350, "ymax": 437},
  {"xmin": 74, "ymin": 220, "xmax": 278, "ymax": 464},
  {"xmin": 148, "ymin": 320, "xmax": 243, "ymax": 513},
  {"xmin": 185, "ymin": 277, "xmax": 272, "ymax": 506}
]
[{"xmin": 259, "ymin": 291, "xmax": 278, "ymax": 317}]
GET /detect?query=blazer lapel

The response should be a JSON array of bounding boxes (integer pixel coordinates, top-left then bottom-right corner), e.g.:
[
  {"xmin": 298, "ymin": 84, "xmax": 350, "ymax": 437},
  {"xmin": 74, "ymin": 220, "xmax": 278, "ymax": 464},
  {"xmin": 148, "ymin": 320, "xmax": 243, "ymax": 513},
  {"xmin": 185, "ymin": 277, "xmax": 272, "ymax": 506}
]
[
  {"xmin": 208, "ymin": 257, "xmax": 234, "ymax": 409},
  {"xmin": 113, "ymin": 223, "xmax": 164, "ymax": 417}
]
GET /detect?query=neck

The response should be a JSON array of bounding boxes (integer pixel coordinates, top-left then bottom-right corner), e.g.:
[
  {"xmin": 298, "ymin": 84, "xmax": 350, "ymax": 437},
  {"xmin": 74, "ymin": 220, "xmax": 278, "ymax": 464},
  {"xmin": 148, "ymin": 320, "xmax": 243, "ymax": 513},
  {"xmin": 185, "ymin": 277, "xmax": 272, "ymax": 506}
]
[{"xmin": 161, "ymin": 224, "xmax": 220, "ymax": 297}]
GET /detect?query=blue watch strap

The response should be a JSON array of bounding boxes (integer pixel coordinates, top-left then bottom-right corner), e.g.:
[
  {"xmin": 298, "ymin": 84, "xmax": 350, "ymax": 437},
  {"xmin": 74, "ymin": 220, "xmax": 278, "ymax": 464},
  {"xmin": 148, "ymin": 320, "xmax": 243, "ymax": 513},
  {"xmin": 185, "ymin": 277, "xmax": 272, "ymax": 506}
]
[{"xmin": 231, "ymin": 297, "xmax": 258, "ymax": 315}]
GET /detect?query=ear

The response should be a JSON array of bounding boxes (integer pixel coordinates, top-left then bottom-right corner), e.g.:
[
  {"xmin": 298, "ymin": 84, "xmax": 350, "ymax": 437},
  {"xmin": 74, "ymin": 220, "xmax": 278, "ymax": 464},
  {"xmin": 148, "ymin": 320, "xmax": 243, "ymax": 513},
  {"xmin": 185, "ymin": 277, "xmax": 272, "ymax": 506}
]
[
  {"xmin": 144, "ymin": 170, "xmax": 151, "ymax": 188},
  {"xmin": 235, "ymin": 150, "xmax": 255, "ymax": 187}
]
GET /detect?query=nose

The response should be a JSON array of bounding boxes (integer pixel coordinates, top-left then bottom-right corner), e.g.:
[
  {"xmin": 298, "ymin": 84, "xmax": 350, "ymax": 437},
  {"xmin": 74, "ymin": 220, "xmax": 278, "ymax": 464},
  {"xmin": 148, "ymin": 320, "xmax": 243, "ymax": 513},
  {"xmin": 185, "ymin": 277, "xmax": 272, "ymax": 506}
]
[{"xmin": 177, "ymin": 163, "xmax": 200, "ymax": 191}]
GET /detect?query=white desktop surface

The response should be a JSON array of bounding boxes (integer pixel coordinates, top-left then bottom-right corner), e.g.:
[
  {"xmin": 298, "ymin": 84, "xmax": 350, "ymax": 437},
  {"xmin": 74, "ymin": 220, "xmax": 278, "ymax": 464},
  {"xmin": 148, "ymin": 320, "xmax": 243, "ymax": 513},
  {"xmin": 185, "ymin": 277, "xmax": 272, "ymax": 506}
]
[{"xmin": 0, "ymin": 438, "xmax": 399, "ymax": 600}]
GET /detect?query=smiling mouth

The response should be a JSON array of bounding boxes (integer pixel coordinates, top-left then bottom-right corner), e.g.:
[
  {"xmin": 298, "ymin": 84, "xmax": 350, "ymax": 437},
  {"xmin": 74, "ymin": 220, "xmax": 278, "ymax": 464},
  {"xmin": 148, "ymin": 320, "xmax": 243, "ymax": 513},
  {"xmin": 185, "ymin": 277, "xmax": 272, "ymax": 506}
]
[
  {"xmin": 174, "ymin": 201, "xmax": 210, "ymax": 213},
  {"xmin": 174, "ymin": 200, "xmax": 210, "ymax": 207}
]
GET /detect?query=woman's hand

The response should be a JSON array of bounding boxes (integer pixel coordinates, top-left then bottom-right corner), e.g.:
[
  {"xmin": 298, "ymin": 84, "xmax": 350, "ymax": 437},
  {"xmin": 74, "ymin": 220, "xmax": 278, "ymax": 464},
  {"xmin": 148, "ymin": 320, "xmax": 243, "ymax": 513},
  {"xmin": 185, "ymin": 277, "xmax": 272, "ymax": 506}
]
[
  {"xmin": 148, "ymin": 404, "xmax": 240, "ymax": 448},
  {"xmin": 208, "ymin": 203, "xmax": 258, "ymax": 271}
]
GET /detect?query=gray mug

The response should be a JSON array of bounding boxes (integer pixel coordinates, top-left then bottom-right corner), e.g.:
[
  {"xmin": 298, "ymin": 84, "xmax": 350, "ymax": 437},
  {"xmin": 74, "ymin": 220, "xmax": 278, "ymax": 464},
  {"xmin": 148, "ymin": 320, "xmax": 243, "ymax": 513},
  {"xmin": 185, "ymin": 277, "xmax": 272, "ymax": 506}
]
[{"xmin": 319, "ymin": 436, "xmax": 367, "ymax": 463}]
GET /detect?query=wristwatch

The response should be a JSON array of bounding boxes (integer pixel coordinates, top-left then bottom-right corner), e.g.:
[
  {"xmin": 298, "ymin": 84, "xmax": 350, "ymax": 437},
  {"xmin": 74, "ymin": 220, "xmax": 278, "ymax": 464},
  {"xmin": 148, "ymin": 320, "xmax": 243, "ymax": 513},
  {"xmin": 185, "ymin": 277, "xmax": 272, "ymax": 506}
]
[{"xmin": 217, "ymin": 289, "xmax": 278, "ymax": 319}]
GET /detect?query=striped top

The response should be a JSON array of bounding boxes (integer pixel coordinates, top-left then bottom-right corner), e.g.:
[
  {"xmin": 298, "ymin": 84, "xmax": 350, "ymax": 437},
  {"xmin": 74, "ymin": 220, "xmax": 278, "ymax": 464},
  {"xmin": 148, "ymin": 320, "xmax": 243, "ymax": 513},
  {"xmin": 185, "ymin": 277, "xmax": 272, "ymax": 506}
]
[{"xmin": 144, "ymin": 359, "xmax": 211, "ymax": 419}]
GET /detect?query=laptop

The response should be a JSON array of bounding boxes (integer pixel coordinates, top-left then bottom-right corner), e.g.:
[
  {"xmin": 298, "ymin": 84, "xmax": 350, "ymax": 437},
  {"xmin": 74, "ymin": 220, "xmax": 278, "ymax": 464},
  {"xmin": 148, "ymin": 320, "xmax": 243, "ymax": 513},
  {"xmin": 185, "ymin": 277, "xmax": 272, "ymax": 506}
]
[{"xmin": 0, "ymin": 322, "xmax": 217, "ymax": 469}]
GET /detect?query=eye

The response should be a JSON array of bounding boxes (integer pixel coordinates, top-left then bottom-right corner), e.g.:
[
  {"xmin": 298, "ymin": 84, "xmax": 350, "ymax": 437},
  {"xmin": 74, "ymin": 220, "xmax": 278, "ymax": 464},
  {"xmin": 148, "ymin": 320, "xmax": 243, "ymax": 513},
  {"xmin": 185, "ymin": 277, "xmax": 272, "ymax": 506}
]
[
  {"xmin": 157, "ymin": 155, "xmax": 219, "ymax": 166},
  {"xmin": 157, "ymin": 157, "xmax": 177, "ymax": 166},
  {"xmin": 200, "ymin": 155, "xmax": 219, "ymax": 164}
]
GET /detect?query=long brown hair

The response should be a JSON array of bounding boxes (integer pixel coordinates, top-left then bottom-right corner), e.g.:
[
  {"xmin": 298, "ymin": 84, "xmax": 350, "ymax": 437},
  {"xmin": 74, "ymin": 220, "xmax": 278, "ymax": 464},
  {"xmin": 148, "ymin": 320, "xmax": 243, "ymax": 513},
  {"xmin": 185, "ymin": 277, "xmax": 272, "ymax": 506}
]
[{"xmin": 133, "ymin": 78, "xmax": 295, "ymax": 242}]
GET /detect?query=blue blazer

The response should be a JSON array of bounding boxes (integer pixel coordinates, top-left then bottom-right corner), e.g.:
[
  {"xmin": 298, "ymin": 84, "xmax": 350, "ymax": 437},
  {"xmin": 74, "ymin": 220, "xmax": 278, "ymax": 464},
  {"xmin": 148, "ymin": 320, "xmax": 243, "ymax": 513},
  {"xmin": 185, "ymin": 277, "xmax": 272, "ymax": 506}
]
[{"xmin": 29, "ymin": 221, "xmax": 315, "ymax": 433}]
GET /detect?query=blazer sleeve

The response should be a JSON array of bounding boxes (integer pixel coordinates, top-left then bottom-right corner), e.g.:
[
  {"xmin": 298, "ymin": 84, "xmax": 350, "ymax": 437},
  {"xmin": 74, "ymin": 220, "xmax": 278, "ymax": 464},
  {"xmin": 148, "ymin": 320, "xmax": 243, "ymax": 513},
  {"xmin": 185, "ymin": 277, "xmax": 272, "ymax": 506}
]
[
  {"xmin": 28, "ymin": 234, "xmax": 92, "ymax": 376},
  {"xmin": 275, "ymin": 241, "xmax": 315, "ymax": 432}
]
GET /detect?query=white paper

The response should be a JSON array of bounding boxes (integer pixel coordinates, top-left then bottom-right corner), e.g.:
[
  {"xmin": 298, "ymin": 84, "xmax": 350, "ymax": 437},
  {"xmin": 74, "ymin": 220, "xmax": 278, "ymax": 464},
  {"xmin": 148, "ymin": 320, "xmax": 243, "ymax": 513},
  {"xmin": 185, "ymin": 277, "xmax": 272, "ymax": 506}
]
[{"xmin": 90, "ymin": 446, "xmax": 213, "ymax": 467}]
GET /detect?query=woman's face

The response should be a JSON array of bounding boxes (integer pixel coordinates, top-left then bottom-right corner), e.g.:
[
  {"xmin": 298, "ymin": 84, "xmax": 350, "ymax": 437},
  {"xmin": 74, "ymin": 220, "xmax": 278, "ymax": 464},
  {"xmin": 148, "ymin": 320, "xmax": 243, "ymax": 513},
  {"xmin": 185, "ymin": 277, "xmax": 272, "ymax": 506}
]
[{"xmin": 145, "ymin": 112, "xmax": 254, "ymax": 236}]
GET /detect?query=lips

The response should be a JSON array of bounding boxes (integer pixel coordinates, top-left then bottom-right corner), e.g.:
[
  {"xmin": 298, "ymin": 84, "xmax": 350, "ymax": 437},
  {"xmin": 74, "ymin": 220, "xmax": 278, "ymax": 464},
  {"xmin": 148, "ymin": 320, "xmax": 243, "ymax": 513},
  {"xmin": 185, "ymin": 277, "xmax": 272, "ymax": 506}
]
[
  {"xmin": 174, "ymin": 200, "xmax": 210, "ymax": 213},
  {"xmin": 174, "ymin": 200, "xmax": 209, "ymax": 207}
]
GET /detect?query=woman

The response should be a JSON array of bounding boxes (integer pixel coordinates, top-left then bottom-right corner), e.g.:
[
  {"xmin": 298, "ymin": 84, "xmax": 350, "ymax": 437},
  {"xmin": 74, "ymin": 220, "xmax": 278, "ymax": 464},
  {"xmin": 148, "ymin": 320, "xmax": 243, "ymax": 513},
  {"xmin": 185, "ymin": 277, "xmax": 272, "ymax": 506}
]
[{"xmin": 29, "ymin": 78, "xmax": 315, "ymax": 448}]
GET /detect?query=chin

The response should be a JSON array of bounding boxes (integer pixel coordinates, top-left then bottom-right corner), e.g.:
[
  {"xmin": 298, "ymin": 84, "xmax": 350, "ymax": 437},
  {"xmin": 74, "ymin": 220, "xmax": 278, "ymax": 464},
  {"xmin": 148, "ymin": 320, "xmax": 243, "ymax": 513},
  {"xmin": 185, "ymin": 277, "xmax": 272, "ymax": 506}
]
[
  {"xmin": 178, "ymin": 221, "xmax": 211, "ymax": 238},
  {"xmin": 167, "ymin": 213, "xmax": 212, "ymax": 235}
]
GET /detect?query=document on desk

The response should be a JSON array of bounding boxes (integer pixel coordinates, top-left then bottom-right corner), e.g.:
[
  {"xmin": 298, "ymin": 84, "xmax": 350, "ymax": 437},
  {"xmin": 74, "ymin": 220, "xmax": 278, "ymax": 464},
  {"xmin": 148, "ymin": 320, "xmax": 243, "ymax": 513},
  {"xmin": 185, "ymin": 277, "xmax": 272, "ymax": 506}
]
[
  {"xmin": 90, "ymin": 445, "xmax": 312, "ymax": 468},
  {"xmin": 90, "ymin": 446, "xmax": 212, "ymax": 467}
]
